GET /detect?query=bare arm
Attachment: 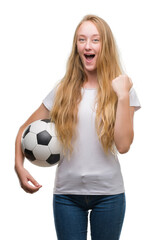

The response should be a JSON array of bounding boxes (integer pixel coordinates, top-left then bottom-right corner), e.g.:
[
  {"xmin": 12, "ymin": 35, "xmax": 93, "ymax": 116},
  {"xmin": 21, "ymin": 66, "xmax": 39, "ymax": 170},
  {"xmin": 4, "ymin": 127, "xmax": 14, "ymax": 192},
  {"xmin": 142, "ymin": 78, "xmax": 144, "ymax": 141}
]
[
  {"xmin": 114, "ymin": 96, "xmax": 135, "ymax": 153},
  {"xmin": 15, "ymin": 103, "xmax": 50, "ymax": 193},
  {"xmin": 112, "ymin": 75, "xmax": 134, "ymax": 154}
]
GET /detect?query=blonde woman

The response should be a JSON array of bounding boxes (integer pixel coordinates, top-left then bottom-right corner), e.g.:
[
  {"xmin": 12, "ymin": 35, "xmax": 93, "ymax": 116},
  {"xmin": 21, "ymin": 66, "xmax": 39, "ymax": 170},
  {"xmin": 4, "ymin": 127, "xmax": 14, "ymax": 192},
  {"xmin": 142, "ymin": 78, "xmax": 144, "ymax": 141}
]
[{"xmin": 15, "ymin": 15, "xmax": 141, "ymax": 240}]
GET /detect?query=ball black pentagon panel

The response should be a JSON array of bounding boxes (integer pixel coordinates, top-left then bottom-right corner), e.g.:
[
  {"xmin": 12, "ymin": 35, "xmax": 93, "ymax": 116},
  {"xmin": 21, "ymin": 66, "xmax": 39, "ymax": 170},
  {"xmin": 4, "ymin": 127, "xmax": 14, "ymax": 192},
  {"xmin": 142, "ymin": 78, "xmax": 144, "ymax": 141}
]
[
  {"xmin": 41, "ymin": 119, "xmax": 51, "ymax": 123},
  {"xmin": 46, "ymin": 154, "xmax": 60, "ymax": 165},
  {"xmin": 23, "ymin": 125, "xmax": 31, "ymax": 138},
  {"xmin": 24, "ymin": 149, "xmax": 36, "ymax": 161},
  {"xmin": 37, "ymin": 130, "xmax": 52, "ymax": 145}
]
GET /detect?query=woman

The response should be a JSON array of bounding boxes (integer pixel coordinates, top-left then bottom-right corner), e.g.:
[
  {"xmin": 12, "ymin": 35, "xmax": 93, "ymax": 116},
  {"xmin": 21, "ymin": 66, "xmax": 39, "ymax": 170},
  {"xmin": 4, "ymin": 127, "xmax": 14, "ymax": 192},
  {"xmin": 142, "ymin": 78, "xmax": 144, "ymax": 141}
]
[{"xmin": 15, "ymin": 15, "xmax": 141, "ymax": 240}]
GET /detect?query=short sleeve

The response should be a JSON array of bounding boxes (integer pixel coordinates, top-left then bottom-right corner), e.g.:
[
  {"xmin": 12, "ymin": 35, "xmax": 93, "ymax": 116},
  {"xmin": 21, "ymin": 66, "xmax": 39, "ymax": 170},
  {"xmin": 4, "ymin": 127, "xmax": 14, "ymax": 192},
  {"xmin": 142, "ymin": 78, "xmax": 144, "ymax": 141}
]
[
  {"xmin": 129, "ymin": 87, "xmax": 141, "ymax": 111},
  {"xmin": 42, "ymin": 86, "xmax": 57, "ymax": 111}
]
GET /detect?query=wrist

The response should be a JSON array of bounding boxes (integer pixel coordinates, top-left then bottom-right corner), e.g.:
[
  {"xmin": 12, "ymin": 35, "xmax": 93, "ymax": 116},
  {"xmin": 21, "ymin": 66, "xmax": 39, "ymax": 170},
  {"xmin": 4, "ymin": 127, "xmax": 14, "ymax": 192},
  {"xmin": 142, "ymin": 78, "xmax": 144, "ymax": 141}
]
[
  {"xmin": 14, "ymin": 162, "xmax": 24, "ymax": 173},
  {"xmin": 117, "ymin": 92, "xmax": 129, "ymax": 100}
]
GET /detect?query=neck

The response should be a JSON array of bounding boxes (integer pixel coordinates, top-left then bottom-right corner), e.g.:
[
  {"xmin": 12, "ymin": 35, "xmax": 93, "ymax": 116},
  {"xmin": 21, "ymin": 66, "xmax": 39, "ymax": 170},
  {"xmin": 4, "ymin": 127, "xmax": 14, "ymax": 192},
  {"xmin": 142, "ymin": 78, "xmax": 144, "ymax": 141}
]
[{"xmin": 84, "ymin": 70, "xmax": 98, "ymax": 87}]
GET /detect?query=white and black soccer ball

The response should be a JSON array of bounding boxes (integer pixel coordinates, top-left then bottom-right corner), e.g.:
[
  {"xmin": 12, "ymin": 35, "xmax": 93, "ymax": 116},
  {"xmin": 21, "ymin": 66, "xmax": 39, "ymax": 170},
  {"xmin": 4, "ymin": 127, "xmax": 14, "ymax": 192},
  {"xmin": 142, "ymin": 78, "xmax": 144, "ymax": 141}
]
[{"xmin": 21, "ymin": 119, "xmax": 63, "ymax": 167}]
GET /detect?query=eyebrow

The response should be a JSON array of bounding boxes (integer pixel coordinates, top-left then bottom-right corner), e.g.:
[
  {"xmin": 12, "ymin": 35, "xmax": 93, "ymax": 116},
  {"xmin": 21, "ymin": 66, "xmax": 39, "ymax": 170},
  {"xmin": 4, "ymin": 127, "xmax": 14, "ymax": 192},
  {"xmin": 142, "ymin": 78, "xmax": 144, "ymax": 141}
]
[{"xmin": 78, "ymin": 34, "xmax": 100, "ymax": 37}]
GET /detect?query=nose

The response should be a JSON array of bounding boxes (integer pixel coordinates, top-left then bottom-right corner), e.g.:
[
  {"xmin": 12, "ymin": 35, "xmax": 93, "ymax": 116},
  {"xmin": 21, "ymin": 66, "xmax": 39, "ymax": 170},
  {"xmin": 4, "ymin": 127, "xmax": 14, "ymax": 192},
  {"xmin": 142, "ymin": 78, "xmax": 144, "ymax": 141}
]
[{"xmin": 85, "ymin": 39, "xmax": 92, "ymax": 50}]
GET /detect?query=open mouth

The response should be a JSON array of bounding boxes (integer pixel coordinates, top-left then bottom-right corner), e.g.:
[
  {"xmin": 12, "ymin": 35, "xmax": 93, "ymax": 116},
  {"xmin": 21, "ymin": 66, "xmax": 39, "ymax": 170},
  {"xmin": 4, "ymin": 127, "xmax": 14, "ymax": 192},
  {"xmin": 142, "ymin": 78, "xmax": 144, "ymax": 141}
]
[{"xmin": 84, "ymin": 54, "xmax": 95, "ymax": 60}]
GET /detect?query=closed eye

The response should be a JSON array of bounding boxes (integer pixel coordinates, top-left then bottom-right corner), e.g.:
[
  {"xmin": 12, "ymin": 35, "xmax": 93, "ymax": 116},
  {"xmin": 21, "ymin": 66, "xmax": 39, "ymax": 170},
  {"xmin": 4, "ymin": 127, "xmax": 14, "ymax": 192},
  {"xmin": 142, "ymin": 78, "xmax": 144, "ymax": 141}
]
[
  {"xmin": 79, "ymin": 38, "xmax": 85, "ymax": 42},
  {"xmin": 93, "ymin": 39, "xmax": 99, "ymax": 42}
]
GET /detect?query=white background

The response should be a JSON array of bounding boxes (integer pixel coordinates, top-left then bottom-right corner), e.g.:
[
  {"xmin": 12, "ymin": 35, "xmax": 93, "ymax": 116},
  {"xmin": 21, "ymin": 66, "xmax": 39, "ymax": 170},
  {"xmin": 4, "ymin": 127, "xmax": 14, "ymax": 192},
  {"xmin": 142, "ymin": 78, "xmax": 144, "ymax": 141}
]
[{"xmin": 0, "ymin": 0, "xmax": 155, "ymax": 239}]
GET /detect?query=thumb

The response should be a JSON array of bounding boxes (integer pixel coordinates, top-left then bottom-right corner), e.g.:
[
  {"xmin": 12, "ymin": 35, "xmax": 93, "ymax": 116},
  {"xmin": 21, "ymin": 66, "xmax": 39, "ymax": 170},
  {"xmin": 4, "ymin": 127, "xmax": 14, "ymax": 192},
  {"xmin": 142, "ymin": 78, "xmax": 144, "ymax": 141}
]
[{"xmin": 28, "ymin": 175, "xmax": 42, "ymax": 188}]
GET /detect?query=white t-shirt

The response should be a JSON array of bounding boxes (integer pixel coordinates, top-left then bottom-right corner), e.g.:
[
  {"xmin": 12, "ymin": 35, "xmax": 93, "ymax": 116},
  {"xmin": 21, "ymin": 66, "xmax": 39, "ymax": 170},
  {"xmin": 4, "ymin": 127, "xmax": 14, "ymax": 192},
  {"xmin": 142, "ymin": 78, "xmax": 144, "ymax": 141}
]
[{"xmin": 43, "ymin": 86, "xmax": 141, "ymax": 195}]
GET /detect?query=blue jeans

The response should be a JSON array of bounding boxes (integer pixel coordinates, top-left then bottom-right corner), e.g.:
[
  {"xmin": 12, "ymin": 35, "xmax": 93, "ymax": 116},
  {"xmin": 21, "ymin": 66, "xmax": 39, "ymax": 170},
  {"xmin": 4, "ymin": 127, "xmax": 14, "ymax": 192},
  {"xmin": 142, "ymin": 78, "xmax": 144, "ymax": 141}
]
[{"xmin": 53, "ymin": 193, "xmax": 126, "ymax": 240}]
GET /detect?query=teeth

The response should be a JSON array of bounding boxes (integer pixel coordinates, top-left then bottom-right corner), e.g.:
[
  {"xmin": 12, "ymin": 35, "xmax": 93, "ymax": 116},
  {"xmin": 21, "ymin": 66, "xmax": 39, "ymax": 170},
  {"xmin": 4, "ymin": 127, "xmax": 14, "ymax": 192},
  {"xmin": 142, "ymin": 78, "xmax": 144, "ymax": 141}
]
[
  {"xmin": 85, "ymin": 54, "xmax": 95, "ymax": 57},
  {"xmin": 84, "ymin": 54, "xmax": 95, "ymax": 59}
]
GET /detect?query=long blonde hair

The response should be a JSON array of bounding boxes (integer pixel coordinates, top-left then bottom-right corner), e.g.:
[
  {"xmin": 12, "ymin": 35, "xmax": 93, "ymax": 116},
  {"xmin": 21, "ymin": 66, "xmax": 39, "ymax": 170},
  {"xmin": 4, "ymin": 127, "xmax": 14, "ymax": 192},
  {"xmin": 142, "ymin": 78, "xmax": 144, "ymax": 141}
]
[{"xmin": 50, "ymin": 15, "xmax": 123, "ymax": 158}]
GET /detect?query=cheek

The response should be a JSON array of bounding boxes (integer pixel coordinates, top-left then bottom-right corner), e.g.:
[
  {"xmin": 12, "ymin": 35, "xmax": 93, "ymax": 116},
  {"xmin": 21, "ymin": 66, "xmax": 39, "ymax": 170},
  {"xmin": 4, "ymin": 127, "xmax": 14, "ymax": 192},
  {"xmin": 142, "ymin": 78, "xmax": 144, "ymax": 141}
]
[
  {"xmin": 96, "ymin": 45, "xmax": 101, "ymax": 54},
  {"xmin": 77, "ymin": 44, "xmax": 83, "ymax": 55}
]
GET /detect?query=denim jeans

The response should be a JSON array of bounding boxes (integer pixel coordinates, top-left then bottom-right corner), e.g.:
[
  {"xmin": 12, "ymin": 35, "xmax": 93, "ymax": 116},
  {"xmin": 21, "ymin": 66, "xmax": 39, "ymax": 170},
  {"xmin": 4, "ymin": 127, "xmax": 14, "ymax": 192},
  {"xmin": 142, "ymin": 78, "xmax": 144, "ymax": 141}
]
[{"xmin": 53, "ymin": 193, "xmax": 126, "ymax": 240}]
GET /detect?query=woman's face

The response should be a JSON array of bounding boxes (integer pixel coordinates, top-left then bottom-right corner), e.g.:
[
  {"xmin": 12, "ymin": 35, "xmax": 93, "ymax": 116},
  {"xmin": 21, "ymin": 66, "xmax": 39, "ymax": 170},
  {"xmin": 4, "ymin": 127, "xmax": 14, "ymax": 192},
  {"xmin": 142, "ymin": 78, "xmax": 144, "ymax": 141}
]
[{"xmin": 77, "ymin": 21, "xmax": 101, "ymax": 74}]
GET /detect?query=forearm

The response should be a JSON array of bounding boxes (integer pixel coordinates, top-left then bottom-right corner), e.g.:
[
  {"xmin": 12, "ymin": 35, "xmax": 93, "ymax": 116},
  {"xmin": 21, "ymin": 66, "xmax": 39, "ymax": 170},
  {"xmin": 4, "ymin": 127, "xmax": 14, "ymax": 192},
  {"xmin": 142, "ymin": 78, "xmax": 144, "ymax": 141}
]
[
  {"xmin": 15, "ymin": 126, "xmax": 25, "ymax": 171},
  {"xmin": 15, "ymin": 124, "xmax": 42, "ymax": 193},
  {"xmin": 114, "ymin": 93, "xmax": 134, "ymax": 153}
]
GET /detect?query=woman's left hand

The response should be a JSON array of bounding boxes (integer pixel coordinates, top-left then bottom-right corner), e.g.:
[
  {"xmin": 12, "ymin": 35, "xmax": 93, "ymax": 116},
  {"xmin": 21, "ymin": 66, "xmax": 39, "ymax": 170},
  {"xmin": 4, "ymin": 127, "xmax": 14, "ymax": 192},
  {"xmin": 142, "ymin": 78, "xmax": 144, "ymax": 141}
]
[{"xmin": 111, "ymin": 74, "xmax": 133, "ymax": 98}]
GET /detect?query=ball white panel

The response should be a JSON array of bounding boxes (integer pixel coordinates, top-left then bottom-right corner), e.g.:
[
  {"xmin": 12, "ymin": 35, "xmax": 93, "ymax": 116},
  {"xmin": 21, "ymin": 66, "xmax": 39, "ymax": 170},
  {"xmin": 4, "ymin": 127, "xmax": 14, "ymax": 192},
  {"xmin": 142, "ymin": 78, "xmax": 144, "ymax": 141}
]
[
  {"xmin": 31, "ymin": 160, "xmax": 51, "ymax": 167},
  {"xmin": 46, "ymin": 122, "xmax": 58, "ymax": 136},
  {"xmin": 33, "ymin": 145, "xmax": 51, "ymax": 161},
  {"xmin": 48, "ymin": 137, "xmax": 63, "ymax": 154},
  {"xmin": 24, "ymin": 132, "xmax": 37, "ymax": 150},
  {"xmin": 30, "ymin": 120, "xmax": 48, "ymax": 134}
]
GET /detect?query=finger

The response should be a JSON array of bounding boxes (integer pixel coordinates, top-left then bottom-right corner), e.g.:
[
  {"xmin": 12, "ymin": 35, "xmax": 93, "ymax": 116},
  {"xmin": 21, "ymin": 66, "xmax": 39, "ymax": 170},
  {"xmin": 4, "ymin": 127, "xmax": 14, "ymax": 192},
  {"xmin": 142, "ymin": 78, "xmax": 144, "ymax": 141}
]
[
  {"xmin": 27, "ymin": 187, "xmax": 40, "ymax": 194},
  {"xmin": 22, "ymin": 183, "xmax": 40, "ymax": 194},
  {"xmin": 21, "ymin": 178, "xmax": 41, "ymax": 192},
  {"xmin": 27, "ymin": 175, "xmax": 42, "ymax": 188}
]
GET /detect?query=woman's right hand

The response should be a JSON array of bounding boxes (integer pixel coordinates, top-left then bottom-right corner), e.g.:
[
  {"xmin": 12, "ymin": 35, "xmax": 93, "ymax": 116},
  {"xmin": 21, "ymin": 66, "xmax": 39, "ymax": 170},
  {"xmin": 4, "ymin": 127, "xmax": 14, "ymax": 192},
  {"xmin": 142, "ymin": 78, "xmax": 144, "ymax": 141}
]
[{"xmin": 15, "ymin": 166, "xmax": 42, "ymax": 194}]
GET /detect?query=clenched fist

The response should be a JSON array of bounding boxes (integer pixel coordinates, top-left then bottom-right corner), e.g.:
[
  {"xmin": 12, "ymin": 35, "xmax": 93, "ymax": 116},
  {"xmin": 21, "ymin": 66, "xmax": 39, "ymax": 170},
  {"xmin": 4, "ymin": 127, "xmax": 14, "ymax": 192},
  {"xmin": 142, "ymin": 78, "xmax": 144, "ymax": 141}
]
[{"xmin": 111, "ymin": 74, "xmax": 133, "ymax": 98}]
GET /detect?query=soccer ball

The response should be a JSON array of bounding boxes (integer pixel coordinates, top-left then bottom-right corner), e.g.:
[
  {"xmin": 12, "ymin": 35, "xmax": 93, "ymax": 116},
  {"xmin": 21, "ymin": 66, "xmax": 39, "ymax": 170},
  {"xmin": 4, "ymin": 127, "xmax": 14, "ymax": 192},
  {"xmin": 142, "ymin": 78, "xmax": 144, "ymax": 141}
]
[{"xmin": 21, "ymin": 119, "xmax": 63, "ymax": 167}]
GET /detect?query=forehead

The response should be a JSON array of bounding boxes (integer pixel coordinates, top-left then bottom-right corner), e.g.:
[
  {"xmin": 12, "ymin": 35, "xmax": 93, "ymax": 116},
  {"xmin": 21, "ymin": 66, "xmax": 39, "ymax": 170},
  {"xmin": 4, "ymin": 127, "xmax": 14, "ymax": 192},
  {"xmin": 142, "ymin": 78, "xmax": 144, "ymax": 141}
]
[{"xmin": 77, "ymin": 21, "xmax": 99, "ymax": 36}]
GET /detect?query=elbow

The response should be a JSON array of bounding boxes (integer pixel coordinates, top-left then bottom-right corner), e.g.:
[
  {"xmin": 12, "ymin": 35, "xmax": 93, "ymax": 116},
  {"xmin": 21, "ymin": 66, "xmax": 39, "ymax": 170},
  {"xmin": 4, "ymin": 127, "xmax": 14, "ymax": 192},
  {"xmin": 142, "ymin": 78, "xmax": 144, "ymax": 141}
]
[
  {"xmin": 117, "ymin": 145, "xmax": 130, "ymax": 154},
  {"xmin": 116, "ymin": 140, "xmax": 132, "ymax": 154},
  {"xmin": 115, "ymin": 132, "xmax": 134, "ymax": 154},
  {"xmin": 117, "ymin": 138, "xmax": 133, "ymax": 154}
]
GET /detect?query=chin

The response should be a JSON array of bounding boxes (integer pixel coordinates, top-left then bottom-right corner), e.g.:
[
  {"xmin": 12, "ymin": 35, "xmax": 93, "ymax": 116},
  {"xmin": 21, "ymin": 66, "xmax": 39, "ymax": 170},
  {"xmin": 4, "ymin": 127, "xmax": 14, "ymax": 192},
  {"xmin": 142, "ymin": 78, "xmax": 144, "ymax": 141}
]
[{"xmin": 85, "ymin": 67, "xmax": 97, "ymax": 73}]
